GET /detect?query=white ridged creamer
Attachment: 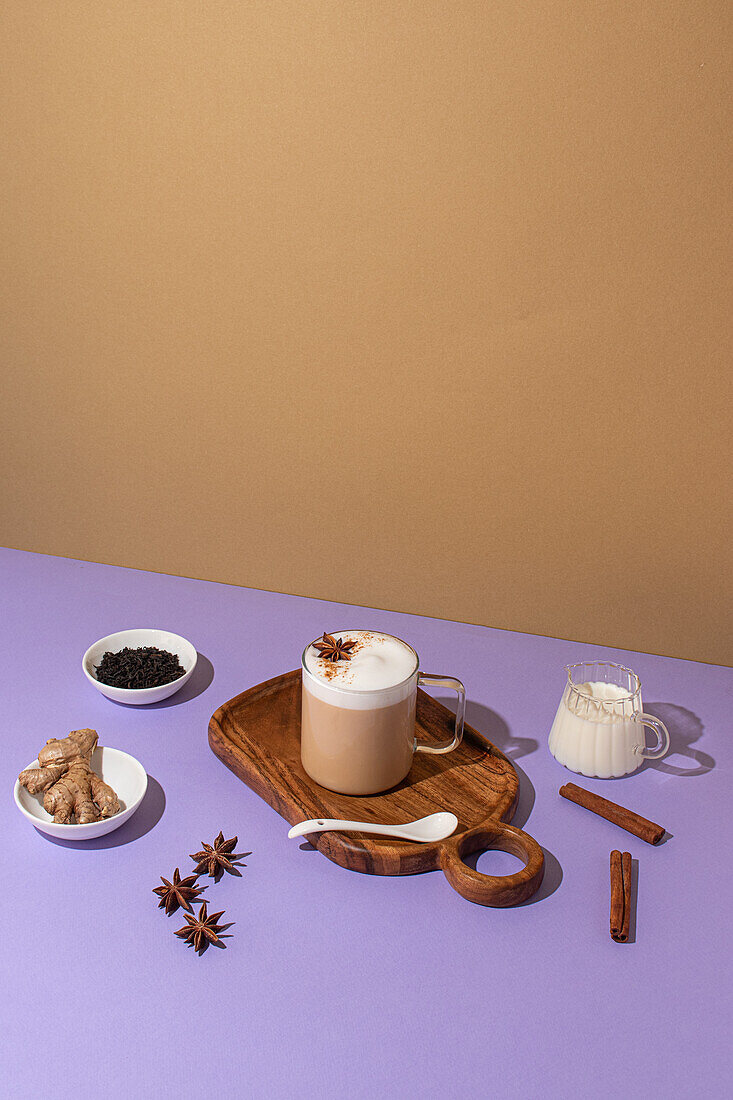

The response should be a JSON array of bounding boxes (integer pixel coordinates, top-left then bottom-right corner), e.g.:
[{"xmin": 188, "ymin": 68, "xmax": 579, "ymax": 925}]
[{"xmin": 548, "ymin": 680, "xmax": 646, "ymax": 778}]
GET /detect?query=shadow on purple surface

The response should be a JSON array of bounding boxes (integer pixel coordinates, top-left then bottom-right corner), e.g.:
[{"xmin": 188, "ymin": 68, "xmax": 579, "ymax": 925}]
[
  {"xmin": 643, "ymin": 702, "xmax": 714, "ymax": 777},
  {"xmin": 462, "ymin": 754, "xmax": 563, "ymax": 906},
  {"xmin": 110, "ymin": 653, "xmax": 214, "ymax": 709},
  {"xmin": 501, "ymin": 756, "xmax": 563, "ymax": 905},
  {"xmin": 508, "ymin": 756, "xmax": 535, "ymax": 829},
  {"xmin": 517, "ymin": 847, "xmax": 563, "ymax": 906},
  {"xmin": 434, "ymin": 697, "xmax": 563, "ymax": 906},
  {"xmin": 464, "ymin": 698, "xmax": 538, "ymax": 760},
  {"xmin": 625, "ymin": 858, "xmax": 639, "ymax": 944},
  {"xmin": 38, "ymin": 775, "xmax": 166, "ymax": 849},
  {"xmin": 432, "ymin": 696, "xmax": 538, "ymax": 759}
]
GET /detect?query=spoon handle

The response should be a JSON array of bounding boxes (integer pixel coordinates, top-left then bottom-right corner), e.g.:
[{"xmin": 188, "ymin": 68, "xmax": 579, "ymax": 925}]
[{"xmin": 288, "ymin": 818, "xmax": 415, "ymax": 841}]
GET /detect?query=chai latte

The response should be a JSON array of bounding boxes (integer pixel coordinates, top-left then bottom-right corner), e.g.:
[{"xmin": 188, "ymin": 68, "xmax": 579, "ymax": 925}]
[{"xmin": 301, "ymin": 630, "xmax": 418, "ymax": 795}]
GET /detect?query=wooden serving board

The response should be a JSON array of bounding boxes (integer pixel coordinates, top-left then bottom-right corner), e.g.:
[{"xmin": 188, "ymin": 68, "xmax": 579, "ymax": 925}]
[{"xmin": 209, "ymin": 671, "xmax": 545, "ymax": 906}]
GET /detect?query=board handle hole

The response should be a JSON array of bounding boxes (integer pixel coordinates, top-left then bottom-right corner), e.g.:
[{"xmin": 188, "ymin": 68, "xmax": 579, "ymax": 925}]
[{"xmin": 468, "ymin": 849, "xmax": 526, "ymax": 876}]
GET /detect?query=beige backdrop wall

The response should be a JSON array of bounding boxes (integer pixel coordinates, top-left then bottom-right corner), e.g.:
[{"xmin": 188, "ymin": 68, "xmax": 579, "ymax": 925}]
[{"xmin": 2, "ymin": 3, "xmax": 731, "ymax": 665}]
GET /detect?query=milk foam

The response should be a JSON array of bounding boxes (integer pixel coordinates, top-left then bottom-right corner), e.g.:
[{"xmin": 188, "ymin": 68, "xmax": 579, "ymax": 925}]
[
  {"xmin": 303, "ymin": 630, "xmax": 418, "ymax": 709},
  {"xmin": 572, "ymin": 681, "xmax": 632, "ymax": 710}
]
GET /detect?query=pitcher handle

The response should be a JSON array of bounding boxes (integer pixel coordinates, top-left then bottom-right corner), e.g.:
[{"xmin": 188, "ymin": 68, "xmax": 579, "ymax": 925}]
[
  {"xmin": 634, "ymin": 712, "xmax": 670, "ymax": 760},
  {"xmin": 414, "ymin": 674, "xmax": 465, "ymax": 755}
]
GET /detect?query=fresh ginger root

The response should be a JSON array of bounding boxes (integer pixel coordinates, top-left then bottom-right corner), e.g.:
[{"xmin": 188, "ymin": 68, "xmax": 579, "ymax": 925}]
[{"xmin": 18, "ymin": 728, "xmax": 120, "ymax": 824}]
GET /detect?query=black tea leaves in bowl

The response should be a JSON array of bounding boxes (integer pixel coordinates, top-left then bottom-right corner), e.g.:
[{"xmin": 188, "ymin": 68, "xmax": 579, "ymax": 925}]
[{"xmin": 94, "ymin": 646, "xmax": 186, "ymax": 690}]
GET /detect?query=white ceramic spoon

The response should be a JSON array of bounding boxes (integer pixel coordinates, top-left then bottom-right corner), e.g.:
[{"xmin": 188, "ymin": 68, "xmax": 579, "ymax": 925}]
[{"xmin": 287, "ymin": 811, "xmax": 458, "ymax": 843}]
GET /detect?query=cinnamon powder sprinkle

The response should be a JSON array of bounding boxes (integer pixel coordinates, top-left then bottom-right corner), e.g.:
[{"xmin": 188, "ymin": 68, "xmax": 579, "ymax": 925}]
[{"xmin": 311, "ymin": 632, "xmax": 382, "ymax": 683}]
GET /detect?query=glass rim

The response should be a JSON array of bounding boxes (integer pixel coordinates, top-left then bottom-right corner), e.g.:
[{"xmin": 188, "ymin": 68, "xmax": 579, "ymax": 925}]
[
  {"xmin": 301, "ymin": 629, "xmax": 419, "ymax": 694},
  {"xmin": 565, "ymin": 660, "xmax": 641, "ymax": 702}
]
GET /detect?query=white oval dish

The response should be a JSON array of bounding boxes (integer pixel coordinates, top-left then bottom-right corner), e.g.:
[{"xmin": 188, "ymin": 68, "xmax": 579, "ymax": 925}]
[
  {"xmin": 14, "ymin": 745, "xmax": 148, "ymax": 840},
  {"xmin": 82, "ymin": 628, "xmax": 197, "ymax": 705}
]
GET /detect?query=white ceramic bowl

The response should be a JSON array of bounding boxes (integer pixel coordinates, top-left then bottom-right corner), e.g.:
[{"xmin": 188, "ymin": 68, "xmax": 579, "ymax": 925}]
[
  {"xmin": 14, "ymin": 745, "xmax": 148, "ymax": 840},
  {"xmin": 82, "ymin": 628, "xmax": 197, "ymax": 704}
]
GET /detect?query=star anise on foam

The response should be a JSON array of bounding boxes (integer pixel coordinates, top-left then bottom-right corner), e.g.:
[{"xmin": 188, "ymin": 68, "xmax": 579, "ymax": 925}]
[
  {"xmin": 190, "ymin": 831, "xmax": 245, "ymax": 881},
  {"xmin": 312, "ymin": 632, "xmax": 357, "ymax": 662},
  {"xmin": 175, "ymin": 901, "xmax": 227, "ymax": 956},
  {"xmin": 153, "ymin": 867, "xmax": 207, "ymax": 915}
]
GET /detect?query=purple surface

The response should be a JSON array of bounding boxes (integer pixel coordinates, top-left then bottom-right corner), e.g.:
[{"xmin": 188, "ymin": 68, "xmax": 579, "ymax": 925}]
[{"xmin": 1, "ymin": 547, "xmax": 731, "ymax": 1099}]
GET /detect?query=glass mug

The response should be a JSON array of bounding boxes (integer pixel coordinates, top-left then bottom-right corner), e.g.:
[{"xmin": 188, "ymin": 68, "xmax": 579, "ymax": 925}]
[
  {"xmin": 548, "ymin": 661, "xmax": 670, "ymax": 778},
  {"xmin": 300, "ymin": 630, "xmax": 466, "ymax": 795}
]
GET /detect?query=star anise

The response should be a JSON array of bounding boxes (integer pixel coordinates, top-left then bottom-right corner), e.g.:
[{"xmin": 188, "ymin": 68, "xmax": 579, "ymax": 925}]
[
  {"xmin": 175, "ymin": 901, "xmax": 227, "ymax": 955},
  {"xmin": 190, "ymin": 831, "xmax": 244, "ymax": 881},
  {"xmin": 152, "ymin": 867, "xmax": 207, "ymax": 915},
  {"xmin": 312, "ymin": 632, "xmax": 357, "ymax": 662}
]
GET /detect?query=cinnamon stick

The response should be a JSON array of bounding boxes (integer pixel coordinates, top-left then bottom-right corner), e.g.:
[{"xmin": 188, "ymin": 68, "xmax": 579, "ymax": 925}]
[
  {"xmin": 610, "ymin": 850, "xmax": 632, "ymax": 942},
  {"xmin": 559, "ymin": 782, "xmax": 665, "ymax": 845}
]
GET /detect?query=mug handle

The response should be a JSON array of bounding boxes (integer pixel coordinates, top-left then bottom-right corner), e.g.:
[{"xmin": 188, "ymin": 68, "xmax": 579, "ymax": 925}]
[
  {"xmin": 414, "ymin": 674, "xmax": 465, "ymax": 754},
  {"xmin": 633, "ymin": 711, "xmax": 670, "ymax": 759}
]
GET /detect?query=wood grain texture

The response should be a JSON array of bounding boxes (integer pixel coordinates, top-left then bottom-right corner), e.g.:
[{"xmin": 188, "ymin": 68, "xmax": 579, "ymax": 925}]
[{"xmin": 208, "ymin": 670, "xmax": 545, "ymax": 906}]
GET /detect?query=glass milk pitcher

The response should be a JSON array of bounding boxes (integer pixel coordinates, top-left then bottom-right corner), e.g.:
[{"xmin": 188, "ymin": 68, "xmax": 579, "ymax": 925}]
[{"xmin": 548, "ymin": 661, "xmax": 670, "ymax": 778}]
